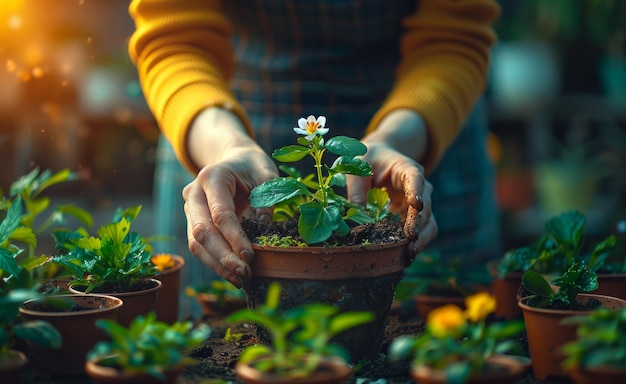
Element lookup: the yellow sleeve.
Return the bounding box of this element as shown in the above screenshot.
[366,0,500,173]
[128,0,253,174]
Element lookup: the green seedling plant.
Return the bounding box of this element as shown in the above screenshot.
[496,210,616,279]
[0,198,61,359]
[52,205,159,293]
[561,307,626,371]
[249,115,397,245]
[87,312,211,380]
[227,281,374,378]
[522,261,599,309]
[186,278,246,308]
[389,292,525,384]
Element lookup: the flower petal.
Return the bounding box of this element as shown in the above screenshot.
[317,115,326,128]
[294,127,308,135]
[298,118,308,130]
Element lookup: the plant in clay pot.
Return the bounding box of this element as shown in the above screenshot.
[186,278,246,318]
[518,262,626,380]
[561,307,626,384]
[0,198,62,380]
[398,251,489,320]
[389,292,529,384]
[85,311,211,384]
[242,115,412,363]
[227,281,373,384]
[52,205,162,326]
[150,253,185,324]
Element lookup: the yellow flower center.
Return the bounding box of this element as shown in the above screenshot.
[465,292,497,322]
[306,120,320,135]
[427,304,466,338]
[151,254,175,271]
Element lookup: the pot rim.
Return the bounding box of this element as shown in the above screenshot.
[518,293,626,316]
[19,293,123,317]
[235,355,352,384]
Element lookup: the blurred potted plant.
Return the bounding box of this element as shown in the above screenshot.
[389,292,529,384]
[85,312,211,384]
[227,282,373,384]
[150,253,185,324]
[52,205,162,326]
[243,115,411,363]
[186,278,246,318]
[562,307,626,383]
[519,262,626,380]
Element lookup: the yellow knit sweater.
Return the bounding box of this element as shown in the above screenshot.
[128,0,500,174]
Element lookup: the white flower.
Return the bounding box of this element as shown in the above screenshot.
[293,115,329,140]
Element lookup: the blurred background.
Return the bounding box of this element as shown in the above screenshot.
[0,0,624,258]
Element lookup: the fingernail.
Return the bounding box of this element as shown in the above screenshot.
[240,250,253,264]
[235,267,250,282]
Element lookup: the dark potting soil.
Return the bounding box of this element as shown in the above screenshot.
[241,217,406,246]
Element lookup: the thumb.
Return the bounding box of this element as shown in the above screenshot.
[346,175,372,206]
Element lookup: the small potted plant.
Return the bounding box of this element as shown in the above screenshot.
[52,205,162,326]
[227,281,373,384]
[561,307,626,383]
[0,197,62,380]
[518,262,626,380]
[243,115,412,363]
[400,251,488,319]
[84,311,211,384]
[150,253,185,324]
[389,292,529,384]
[185,278,246,318]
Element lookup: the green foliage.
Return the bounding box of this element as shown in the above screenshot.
[187,279,245,307]
[52,205,158,293]
[522,262,599,309]
[87,312,211,380]
[227,282,374,378]
[0,198,61,358]
[562,307,626,371]
[496,210,616,278]
[249,116,397,245]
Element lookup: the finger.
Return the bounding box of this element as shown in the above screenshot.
[185,202,251,288]
[346,174,372,206]
[412,214,438,255]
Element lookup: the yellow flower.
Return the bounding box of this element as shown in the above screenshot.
[293,115,329,140]
[151,254,175,271]
[465,292,497,322]
[427,304,466,338]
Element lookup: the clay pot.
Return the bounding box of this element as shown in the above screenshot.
[244,240,409,363]
[153,254,185,324]
[0,349,28,383]
[491,272,524,320]
[569,364,626,384]
[519,293,626,380]
[70,278,162,327]
[414,294,466,320]
[195,292,247,318]
[85,358,183,384]
[411,355,532,384]
[235,356,352,384]
[594,273,626,300]
[19,294,123,377]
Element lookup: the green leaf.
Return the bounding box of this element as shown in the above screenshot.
[57,204,94,227]
[330,156,372,177]
[250,178,309,208]
[325,136,367,156]
[522,270,555,298]
[328,312,374,336]
[298,202,340,244]
[272,145,310,162]
[0,196,23,244]
[0,248,20,277]
[33,168,77,197]
[14,320,62,349]
[367,188,390,212]
[9,226,37,248]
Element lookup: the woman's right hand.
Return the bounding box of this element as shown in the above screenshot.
[183,109,277,287]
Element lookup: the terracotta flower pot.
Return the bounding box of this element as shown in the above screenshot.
[594,273,626,300]
[19,294,123,377]
[235,356,352,384]
[85,358,183,384]
[244,240,409,363]
[491,272,524,320]
[153,254,185,324]
[195,292,247,318]
[569,364,626,384]
[413,294,466,320]
[410,355,532,384]
[519,293,626,380]
[70,278,162,327]
[0,349,28,383]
